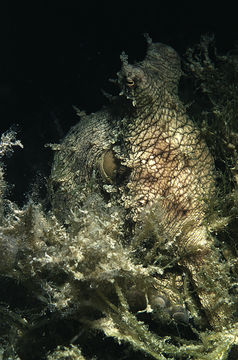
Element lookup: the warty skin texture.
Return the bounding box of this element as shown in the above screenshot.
[49,37,233,330]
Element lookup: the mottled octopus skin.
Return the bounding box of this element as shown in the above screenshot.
[50,39,232,329]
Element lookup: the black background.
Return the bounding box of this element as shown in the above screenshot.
[1,1,237,205]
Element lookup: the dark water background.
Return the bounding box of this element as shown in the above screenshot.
[0,1,237,205]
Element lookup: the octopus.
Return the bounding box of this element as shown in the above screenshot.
[49,36,233,330]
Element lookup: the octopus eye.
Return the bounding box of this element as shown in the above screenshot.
[126,77,135,87]
[98,149,128,183]
[99,150,117,182]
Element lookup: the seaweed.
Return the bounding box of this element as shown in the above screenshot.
[1,37,238,360]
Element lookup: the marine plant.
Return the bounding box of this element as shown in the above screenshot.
[0,35,238,360]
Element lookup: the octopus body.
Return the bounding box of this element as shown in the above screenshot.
[49,37,233,329]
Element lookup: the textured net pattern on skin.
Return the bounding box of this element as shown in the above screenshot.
[115,41,214,241]
[50,40,214,244]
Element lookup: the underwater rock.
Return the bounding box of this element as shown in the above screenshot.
[49,36,233,330]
